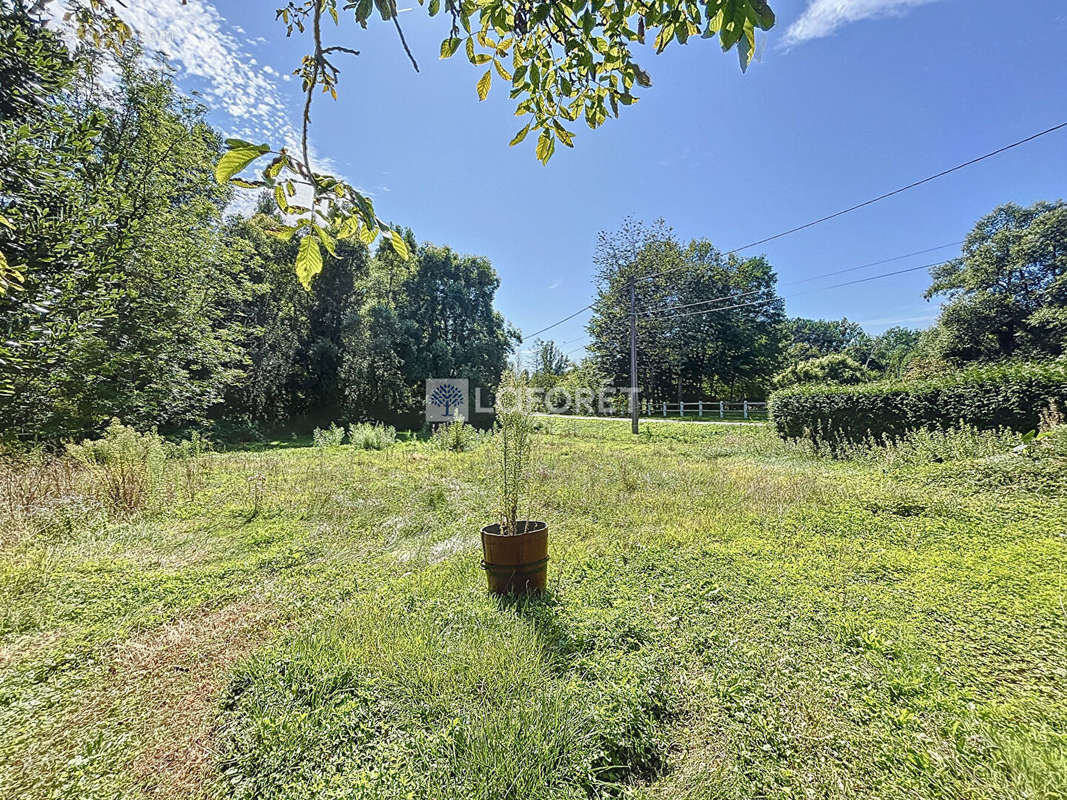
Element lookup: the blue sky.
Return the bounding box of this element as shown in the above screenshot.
[100,0,1067,356]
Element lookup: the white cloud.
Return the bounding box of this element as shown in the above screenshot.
[45,0,340,215]
[548,279,561,290]
[112,1,295,147]
[782,0,937,47]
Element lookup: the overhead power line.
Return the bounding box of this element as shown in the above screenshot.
[646,261,938,322]
[637,120,1067,282]
[639,240,961,316]
[565,340,590,356]
[523,302,595,340]
[522,118,1067,339]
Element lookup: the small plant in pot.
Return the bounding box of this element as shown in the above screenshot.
[480,370,548,595]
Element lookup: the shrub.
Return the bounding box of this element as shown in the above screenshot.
[65,418,167,515]
[769,358,1067,444]
[210,415,265,444]
[347,422,397,450]
[430,415,483,452]
[794,423,1024,466]
[773,353,870,389]
[312,423,345,449]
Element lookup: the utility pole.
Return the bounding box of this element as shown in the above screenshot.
[629,278,639,435]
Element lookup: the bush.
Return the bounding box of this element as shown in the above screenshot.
[773,353,870,389]
[65,418,167,515]
[210,415,265,445]
[347,422,397,450]
[312,423,345,449]
[430,415,484,452]
[769,358,1067,444]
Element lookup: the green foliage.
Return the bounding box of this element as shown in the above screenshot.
[64,418,166,515]
[773,353,871,388]
[783,316,867,365]
[494,370,535,533]
[769,358,1067,444]
[0,14,246,439]
[430,0,773,156]
[430,415,483,452]
[312,422,346,449]
[925,201,1067,363]
[530,338,570,378]
[340,242,518,423]
[346,421,396,450]
[589,218,785,404]
[207,0,775,280]
[850,325,925,377]
[793,422,1024,467]
[0,9,517,441]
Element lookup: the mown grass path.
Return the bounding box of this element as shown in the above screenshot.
[1,421,1064,799]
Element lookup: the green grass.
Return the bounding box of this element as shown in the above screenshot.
[1,421,1064,799]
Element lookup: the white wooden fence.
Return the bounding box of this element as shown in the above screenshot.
[640,400,768,420]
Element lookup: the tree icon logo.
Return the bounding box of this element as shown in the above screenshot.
[425,378,469,422]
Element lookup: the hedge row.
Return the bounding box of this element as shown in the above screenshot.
[768,359,1067,443]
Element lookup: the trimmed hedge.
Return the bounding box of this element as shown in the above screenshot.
[768,359,1067,443]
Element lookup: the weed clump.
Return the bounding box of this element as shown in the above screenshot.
[311,423,345,449]
[430,415,484,452]
[65,418,167,515]
[793,422,1023,466]
[347,422,397,450]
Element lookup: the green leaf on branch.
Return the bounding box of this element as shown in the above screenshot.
[536,129,555,164]
[313,224,338,257]
[509,125,530,146]
[440,37,460,58]
[264,153,288,179]
[263,225,296,242]
[337,215,361,240]
[477,68,492,100]
[215,144,269,184]
[384,229,410,259]
[358,224,378,245]
[295,234,323,289]
[273,184,289,213]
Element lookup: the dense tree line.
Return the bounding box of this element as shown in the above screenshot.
[0,9,515,441]
[586,219,786,403]
[543,203,1065,401]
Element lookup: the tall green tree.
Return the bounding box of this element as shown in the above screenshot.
[925,201,1067,363]
[0,11,248,438]
[782,317,867,365]
[340,241,517,421]
[530,339,571,378]
[588,219,784,403]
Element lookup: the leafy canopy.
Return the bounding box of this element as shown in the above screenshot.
[773,353,870,389]
[925,201,1067,363]
[208,0,776,284]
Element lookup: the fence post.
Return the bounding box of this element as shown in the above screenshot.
[680,401,685,417]
[698,401,703,417]
[662,402,667,417]
[719,400,724,419]
[743,400,749,420]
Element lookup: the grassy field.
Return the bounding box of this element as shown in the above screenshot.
[1,420,1064,799]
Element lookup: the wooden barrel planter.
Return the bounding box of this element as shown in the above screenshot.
[480,521,548,595]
